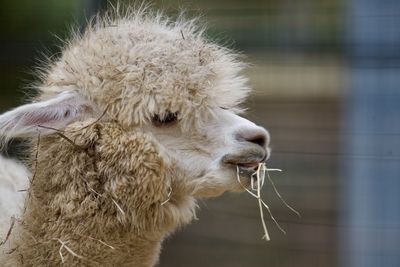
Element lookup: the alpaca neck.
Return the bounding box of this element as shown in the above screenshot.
[10,162,192,266]
[11,194,168,267]
[5,124,196,266]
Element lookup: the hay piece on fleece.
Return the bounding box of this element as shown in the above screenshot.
[112,199,126,216]
[76,234,115,250]
[53,238,84,263]
[0,216,16,246]
[161,185,172,206]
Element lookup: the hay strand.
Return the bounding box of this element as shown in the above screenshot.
[77,105,110,131]
[54,238,84,263]
[264,166,301,218]
[37,125,86,150]
[161,185,172,206]
[77,234,115,250]
[112,199,125,216]
[30,129,41,185]
[0,216,16,246]
[236,163,290,240]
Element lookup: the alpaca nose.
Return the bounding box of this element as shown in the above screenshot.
[236,126,269,149]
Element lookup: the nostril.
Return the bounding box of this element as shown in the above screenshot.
[247,135,266,148]
[235,127,269,149]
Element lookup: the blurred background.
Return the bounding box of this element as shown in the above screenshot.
[1,0,399,266]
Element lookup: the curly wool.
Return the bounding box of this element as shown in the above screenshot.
[2,121,196,266]
[40,8,249,129]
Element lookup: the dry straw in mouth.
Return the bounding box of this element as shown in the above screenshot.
[236,163,300,241]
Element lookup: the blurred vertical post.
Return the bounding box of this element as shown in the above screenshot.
[341,0,400,267]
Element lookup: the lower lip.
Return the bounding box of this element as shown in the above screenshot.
[237,162,260,170]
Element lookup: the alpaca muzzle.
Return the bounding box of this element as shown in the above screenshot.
[221,145,267,170]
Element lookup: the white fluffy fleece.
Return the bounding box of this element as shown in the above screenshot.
[38,7,249,130]
[0,156,29,238]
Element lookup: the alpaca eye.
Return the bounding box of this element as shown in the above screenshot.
[152,111,178,127]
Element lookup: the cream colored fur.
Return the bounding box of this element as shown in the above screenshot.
[0,156,29,239]
[0,7,270,266]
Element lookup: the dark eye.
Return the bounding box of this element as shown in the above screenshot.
[152,111,179,127]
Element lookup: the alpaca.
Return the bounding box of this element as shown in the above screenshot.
[0,8,270,266]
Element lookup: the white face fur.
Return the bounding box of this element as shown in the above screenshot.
[144,107,270,198]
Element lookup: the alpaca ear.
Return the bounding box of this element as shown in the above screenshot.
[0,91,92,143]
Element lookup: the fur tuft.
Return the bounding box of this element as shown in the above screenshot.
[34,5,249,130]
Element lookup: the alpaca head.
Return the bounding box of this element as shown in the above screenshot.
[0,10,270,199]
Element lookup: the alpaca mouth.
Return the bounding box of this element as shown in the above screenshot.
[221,148,267,169]
[227,154,267,186]
[234,161,266,190]
[237,162,260,170]
[236,161,264,177]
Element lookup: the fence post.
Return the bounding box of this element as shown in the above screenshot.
[341,1,400,267]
